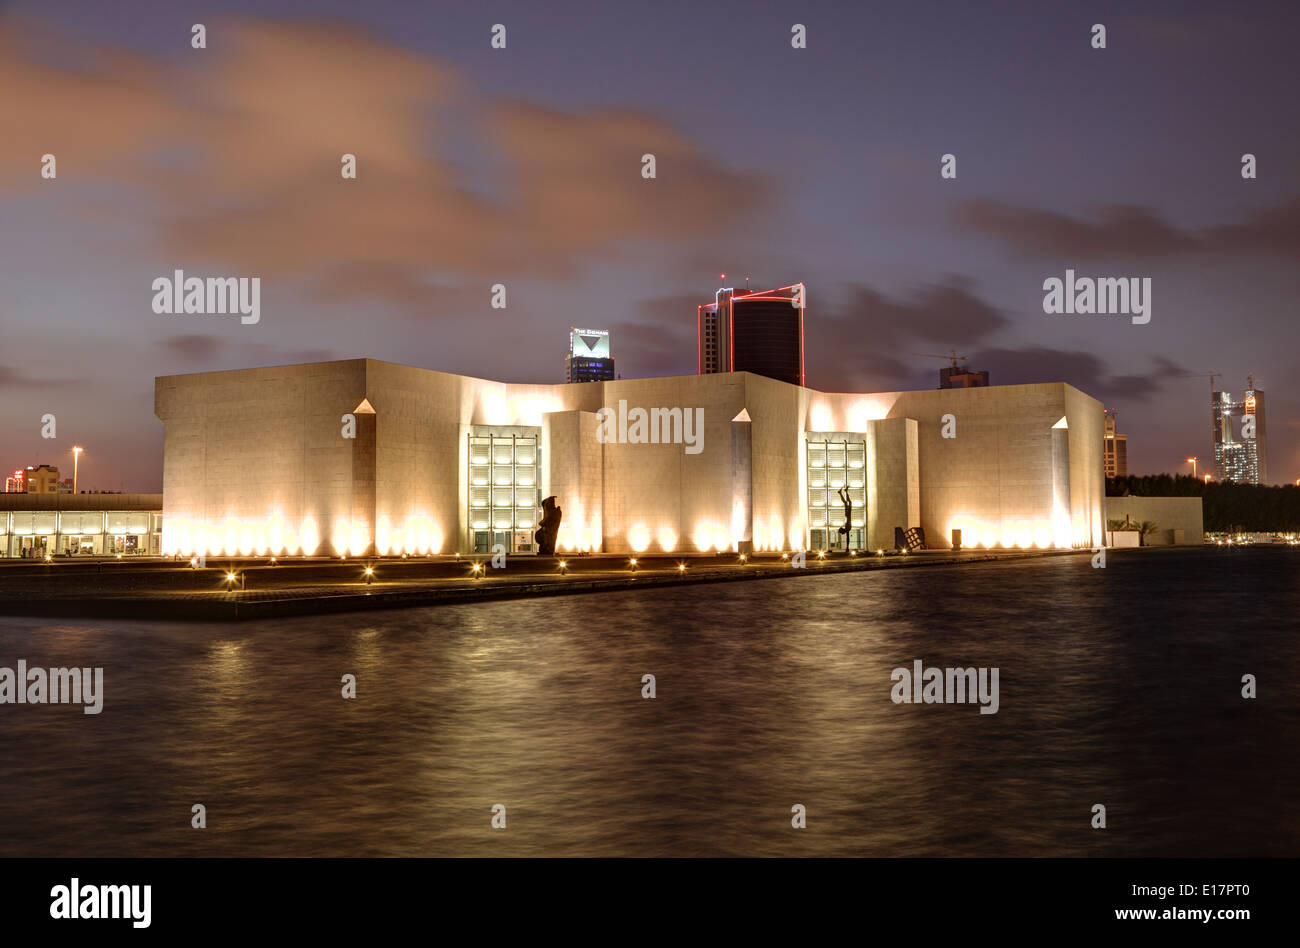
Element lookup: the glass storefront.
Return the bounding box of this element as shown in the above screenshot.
[807,434,866,551]
[0,508,162,558]
[468,428,541,554]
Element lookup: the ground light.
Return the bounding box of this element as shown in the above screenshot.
[781,553,789,562]
[44,553,52,563]
[876,549,884,556]
[559,560,568,575]
[115,553,123,560]
[269,556,277,566]
[738,553,747,565]
[817,550,826,560]
[471,561,483,578]
[190,556,199,569]
[225,571,239,590]
[629,558,638,572]
[363,566,374,585]
[677,562,687,573]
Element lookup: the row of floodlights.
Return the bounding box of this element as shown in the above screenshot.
[141,548,901,592]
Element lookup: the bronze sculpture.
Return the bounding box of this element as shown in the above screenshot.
[535,495,563,555]
[837,485,852,550]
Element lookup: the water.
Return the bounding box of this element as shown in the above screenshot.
[1,548,1296,856]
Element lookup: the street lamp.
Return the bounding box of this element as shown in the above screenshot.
[72,446,83,494]
[1186,457,1198,479]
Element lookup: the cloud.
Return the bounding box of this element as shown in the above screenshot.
[0,364,66,389]
[956,196,1300,261]
[967,347,1190,403]
[0,17,770,314]
[806,278,1009,391]
[608,295,705,378]
[157,335,224,361]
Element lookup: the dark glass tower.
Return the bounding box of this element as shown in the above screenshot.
[698,283,805,387]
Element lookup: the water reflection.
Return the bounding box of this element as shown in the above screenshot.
[0,548,1295,856]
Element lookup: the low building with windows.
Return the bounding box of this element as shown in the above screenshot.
[153,359,1106,557]
[0,493,162,558]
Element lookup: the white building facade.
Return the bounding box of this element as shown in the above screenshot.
[155,359,1106,557]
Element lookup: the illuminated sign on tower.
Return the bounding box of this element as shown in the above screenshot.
[565,328,615,383]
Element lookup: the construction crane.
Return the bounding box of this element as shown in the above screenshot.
[911,350,969,369]
[1173,371,1222,394]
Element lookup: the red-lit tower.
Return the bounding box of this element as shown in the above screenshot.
[698,279,805,387]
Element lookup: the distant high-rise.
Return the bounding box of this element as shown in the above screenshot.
[698,282,805,387]
[6,464,61,494]
[1212,377,1267,484]
[1103,410,1128,478]
[565,328,615,383]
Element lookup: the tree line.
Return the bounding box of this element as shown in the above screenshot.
[1107,474,1300,532]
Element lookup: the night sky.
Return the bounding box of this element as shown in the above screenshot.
[3,0,1297,490]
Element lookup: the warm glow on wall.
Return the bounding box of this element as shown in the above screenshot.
[627,523,651,553]
[300,517,320,555]
[556,500,600,552]
[348,521,369,556]
[657,527,677,551]
[1052,506,1073,549]
[394,514,441,555]
[809,403,834,432]
[730,499,746,549]
[847,399,888,432]
[692,522,714,552]
[480,387,509,426]
[268,512,285,554]
[376,516,393,555]
[948,513,1068,550]
[753,516,785,552]
[512,394,563,427]
[1033,523,1052,548]
[788,516,806,551]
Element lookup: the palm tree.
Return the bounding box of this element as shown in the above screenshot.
[1133,520,1159,547]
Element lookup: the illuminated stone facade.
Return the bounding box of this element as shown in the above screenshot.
[155,359,1105,556]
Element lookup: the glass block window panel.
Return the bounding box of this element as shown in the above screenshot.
[805,433,867,550]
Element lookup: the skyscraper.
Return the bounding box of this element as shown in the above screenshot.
[1103,410,1127,478]
[565,328,615,383]
[1212,377,1268,484]
[698,282,805,387]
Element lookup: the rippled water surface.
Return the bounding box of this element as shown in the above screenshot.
[1,548,1296,856]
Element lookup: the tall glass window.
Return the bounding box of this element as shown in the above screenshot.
[469,428,541,554]
[806,433,865,550]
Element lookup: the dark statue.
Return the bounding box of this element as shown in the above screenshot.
[837,485,852,550]
[535,495,563,555]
